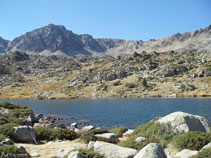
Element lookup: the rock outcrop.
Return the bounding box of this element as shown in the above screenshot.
[95,133,119,143]
[134,143,167,158]
[156,112,210,133]
[93,141,138,158]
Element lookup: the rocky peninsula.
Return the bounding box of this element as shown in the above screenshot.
[0,101,211,158]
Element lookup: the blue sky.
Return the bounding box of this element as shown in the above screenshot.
[0,0,210,41]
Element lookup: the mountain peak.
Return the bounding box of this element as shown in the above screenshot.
[1,24,211,56]
[44,23,67,31]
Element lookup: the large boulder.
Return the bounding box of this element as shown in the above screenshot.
[93,141,138,158]
[13,126,36,143]
[95,133,119,143]
[156,112,210,133]
[176,149,198,158]
[134,143,167,158]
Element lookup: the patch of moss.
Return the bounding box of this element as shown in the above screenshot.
[35,127,79,141]
[109,126,128,137]
[172,131,211,150]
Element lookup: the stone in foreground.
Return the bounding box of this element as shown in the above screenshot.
[135,136,147,143]
[134,143,167,158]
[57,149,72,158]
[176,149,198,158]
[123,129,134,137]
[80,125,94,133]
[201,142,211,151]
[156,111,210,133]
[13,126,36,143]
[88,141,95,150]
[95,133,119,143]
[68,151,86,158]
[94,141,138,158]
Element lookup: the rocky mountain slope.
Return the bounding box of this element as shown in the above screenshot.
[5,24,143,56]
[0,51,210,99]
[0,36,9,53]
[137,25,211,53]
[1,24,211,56]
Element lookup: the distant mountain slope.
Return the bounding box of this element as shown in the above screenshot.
[0,37,9,53]
[3,24,211,55]
[137,25,211,53]
[6,24,142,56]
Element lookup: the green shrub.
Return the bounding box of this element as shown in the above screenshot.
[125,83,136,88]
[109,126,128,137]
[0,145,22,155]
[113,80,121,86]
[133,121,175,141]
[119,121,176,150]
[75,149,105,158]
[172,131,211,150]
[119,135,160,150]
[0,123,18,138]
[35,127,79,141]
[55,128,79,140]
[80,129,108,143]
[190,148,211,158]
[98,84,108,91]
[0,116,25,125]
[0,101,33,118]
[0,116,9,125]
[0,134,7,142]
[142,78,148,88]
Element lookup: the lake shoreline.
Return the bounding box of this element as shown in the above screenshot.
[1,98,211,129]
[1,94,211,100]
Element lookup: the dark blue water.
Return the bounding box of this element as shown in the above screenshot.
[1,99,211,129]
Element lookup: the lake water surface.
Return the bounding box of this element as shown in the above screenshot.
[1,98,211,129]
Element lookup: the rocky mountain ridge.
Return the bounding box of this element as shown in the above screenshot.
[0,36,9,53]
[1,24,211,56]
